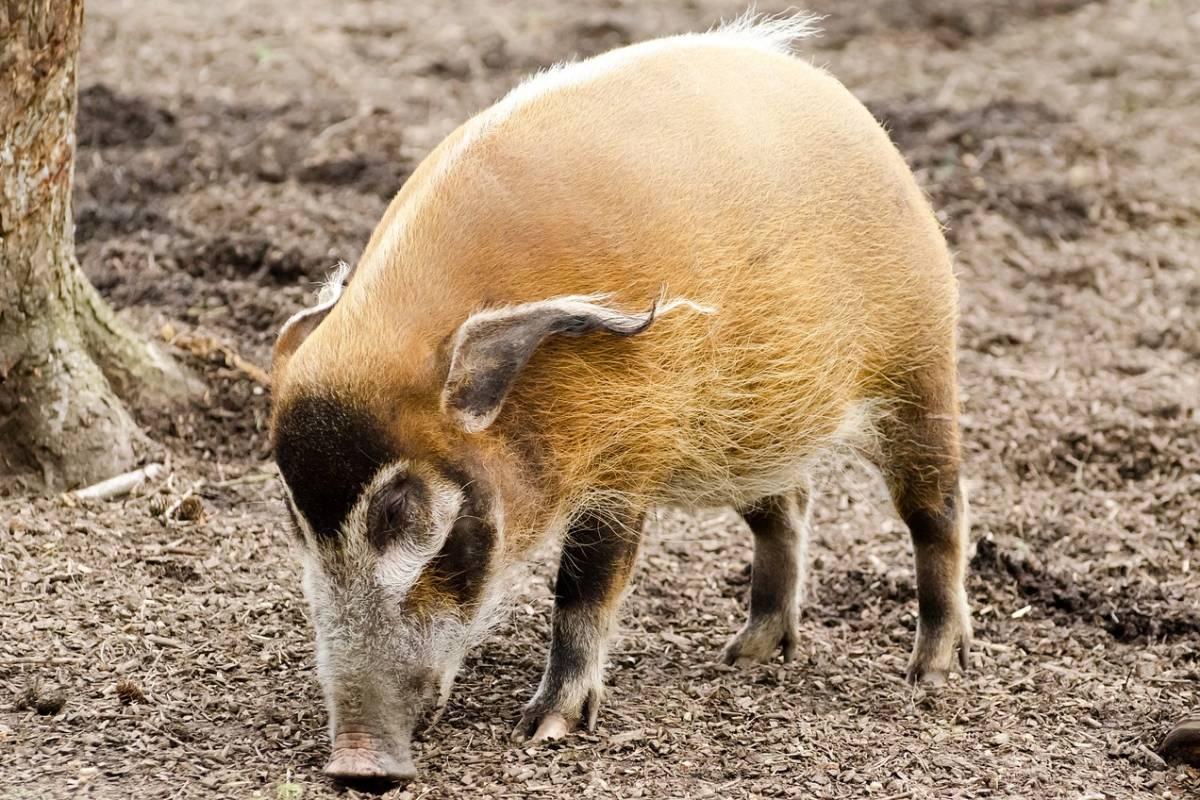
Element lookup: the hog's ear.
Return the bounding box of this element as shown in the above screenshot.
[440,295,660,434]
[272,262,352,376]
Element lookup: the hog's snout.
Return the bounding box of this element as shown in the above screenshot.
[324,730,417,786]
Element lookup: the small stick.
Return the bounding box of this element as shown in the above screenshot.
[0,656,83,666]
[146,635,186,650]
[227,351,270,386]
[72,463,164,501]
[211,471,277,489]
[160,547,203,557]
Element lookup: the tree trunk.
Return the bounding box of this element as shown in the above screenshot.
[0,0,198,491]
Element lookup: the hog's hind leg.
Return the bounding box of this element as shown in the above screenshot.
[898,477,971,684]
[874,394,972,685]
[514,508,642,743]
[722,482,811,666]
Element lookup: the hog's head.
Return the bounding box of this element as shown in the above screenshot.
[274,394,500,784]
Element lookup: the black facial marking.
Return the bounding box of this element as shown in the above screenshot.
[426,472,494,606]
[431,516,494,606]
[274,394,395,540]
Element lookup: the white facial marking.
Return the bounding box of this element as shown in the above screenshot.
[287,455,521,746]
[374,472,463,602]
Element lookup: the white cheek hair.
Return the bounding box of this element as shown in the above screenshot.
[300,552,337,727]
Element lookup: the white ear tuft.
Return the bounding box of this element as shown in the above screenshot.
[316,261,351,306]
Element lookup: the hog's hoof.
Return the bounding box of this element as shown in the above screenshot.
[512,710,580,744]
[721,615,797,666]
[906,613,972,686]
[523,712,572,742]
[512,687,601,744]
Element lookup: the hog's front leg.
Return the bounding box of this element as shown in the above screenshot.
[513,509,643,742]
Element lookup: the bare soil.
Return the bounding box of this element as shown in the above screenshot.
[2,0,1198,797]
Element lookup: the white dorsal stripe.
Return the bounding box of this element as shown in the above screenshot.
[446,11,820,186]
[462,11,821,158]
[374,11,820,263]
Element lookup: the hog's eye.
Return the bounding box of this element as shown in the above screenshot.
[381,487,410,531]
[366,476,427,552]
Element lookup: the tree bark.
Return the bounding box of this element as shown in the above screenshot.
[0,0,198,491]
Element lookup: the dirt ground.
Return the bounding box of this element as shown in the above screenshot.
[2,0,1199,797]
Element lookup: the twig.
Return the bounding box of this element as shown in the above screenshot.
[161,546,203,557]
[146,635,187,650]
[226,351,270,386]
[0,656,83,666]
[168,332,270,386]
[310,114,361,148]
[71,463,164,501]
[210,471,277,489]
[996,365,1059,383]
